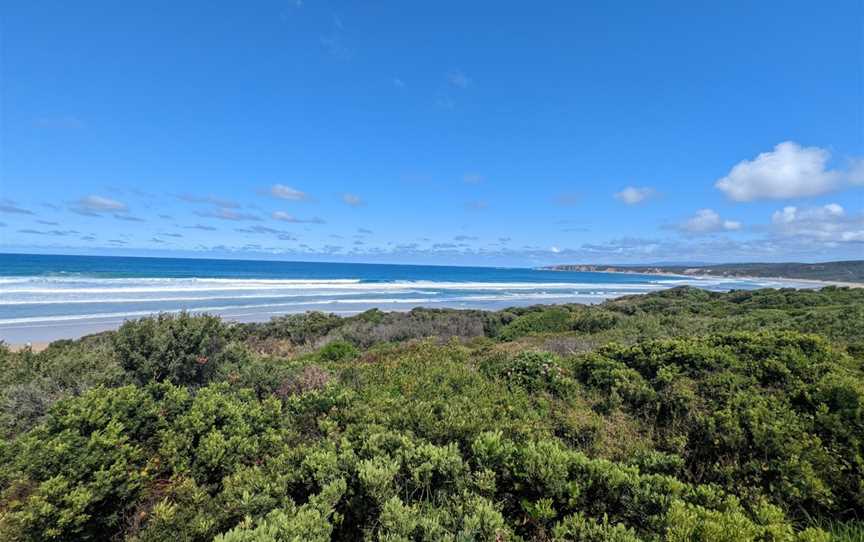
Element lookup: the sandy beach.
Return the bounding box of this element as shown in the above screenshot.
[3,275,851,352]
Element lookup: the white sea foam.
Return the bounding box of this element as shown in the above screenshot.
[0,292,613,326]
[0,274,818,338]
[0,277,664,297]
[0,289,437,305]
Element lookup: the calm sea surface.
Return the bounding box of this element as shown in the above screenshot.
[0,253,816,343]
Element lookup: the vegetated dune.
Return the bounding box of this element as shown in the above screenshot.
[547,260,864,284]
[1,286,862,540]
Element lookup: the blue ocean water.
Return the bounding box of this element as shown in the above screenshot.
[0,253,813,343]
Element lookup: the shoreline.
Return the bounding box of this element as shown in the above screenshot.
[543,267,864,288]
[662,273,863,289]
[3,278,852,351]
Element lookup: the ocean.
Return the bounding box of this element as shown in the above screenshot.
[0,253,816,343]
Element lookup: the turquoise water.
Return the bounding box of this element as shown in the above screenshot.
[0,253,814,343]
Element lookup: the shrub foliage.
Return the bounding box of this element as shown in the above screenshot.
[1,286,863,540]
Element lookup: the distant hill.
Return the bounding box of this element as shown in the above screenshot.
[545,260,864,283]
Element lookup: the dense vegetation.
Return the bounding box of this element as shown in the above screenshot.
[547,261,864,283]
[1,286,863,541]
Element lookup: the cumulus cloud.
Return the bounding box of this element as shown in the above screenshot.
[270,184,308,201]
[676,209,742,234]
[342,193,364,207]
[72,195,128,215]
[614,186,655,205]
[272,211,325,224]
[195,208,260,221]
[0,199,35,215]
[771,203,864,242]
[714,141,860,201]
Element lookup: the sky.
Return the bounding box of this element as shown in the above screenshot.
[1,0,862,266]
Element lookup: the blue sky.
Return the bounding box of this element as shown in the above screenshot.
[1,0,862,266]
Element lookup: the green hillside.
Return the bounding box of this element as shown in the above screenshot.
[547,261,864,283]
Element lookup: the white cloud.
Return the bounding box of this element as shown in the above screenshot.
[678,209,741,234]
[342,193,364,207]
[770,203,864,242]
[614,186,655,205]
[715,141,849,201]
[272,211,325,224]
[270,184,308,201]
[71,195,128,216]
[80,195,127,211]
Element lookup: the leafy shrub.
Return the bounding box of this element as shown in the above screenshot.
[572,309,620,333]
[499,351,574,396]
[113,312,236,386]
[498,308,573,340]
[246,311,343,344]
[317,340,358,362]
[1,287,861,540]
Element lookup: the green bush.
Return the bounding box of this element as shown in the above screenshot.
[499,351,574,396]
[317,340,358,362]
[2,287,861,540]
[113,312,236,386]
[498,308,573,340]
[246,311,343,344]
